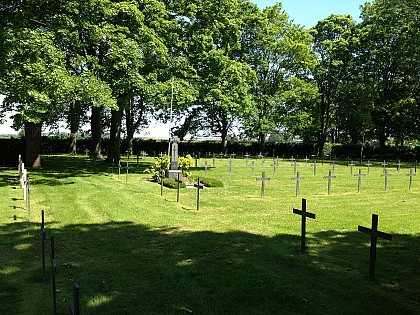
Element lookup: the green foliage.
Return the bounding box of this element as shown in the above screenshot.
[144,154,170,181]
[191,176,224,188]
[178,154,194,177]
[322,142,333,157]
[162,177,186,189]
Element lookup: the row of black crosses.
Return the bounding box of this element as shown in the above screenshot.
[158,171,204,211]
[40,210,80,315]
[111,159,130,182]
[293,199,392,281]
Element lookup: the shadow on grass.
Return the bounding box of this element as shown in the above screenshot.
[23,155,152,186]
[1,221,419,315]
[0,172,20,188]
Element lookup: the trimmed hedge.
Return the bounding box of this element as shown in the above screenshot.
[192,176,224,188]
[1,136,420,166]
[162,177,186,189]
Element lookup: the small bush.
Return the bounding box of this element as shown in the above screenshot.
[144,155,170,181]
[179,154,194,177]
[192,176,224,188]
[162,178,186,189]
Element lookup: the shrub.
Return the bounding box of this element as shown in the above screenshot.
[162,178,186,189]
[144,155,170,181]
[179,154,194,177]
[191,176,224,188]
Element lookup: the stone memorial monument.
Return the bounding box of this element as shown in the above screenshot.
[168,136,180,178]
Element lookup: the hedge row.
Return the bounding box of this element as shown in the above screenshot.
[1,137,419,166]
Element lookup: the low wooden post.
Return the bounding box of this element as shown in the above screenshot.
[41,210,46,282]
[358,214,392,280]
[194,177,204,211]
[69,283,80,315]
[293,198,316,253]
[51,235,57,315]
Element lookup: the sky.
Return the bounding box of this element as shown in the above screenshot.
[0,1,368,136]
[254,0,367,27]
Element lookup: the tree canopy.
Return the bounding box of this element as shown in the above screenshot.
[1,0,419,159]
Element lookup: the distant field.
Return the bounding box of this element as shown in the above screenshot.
[1,155,419,314]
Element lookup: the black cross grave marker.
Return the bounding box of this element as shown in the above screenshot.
[304,156,309,165]
[41,210,46,282]
[177,173,181,202]
[323,170,336,195]
[330,161,337,174]
[125,162,129,183]
[194,177,204,211]
[293,198,316,253]
[293,161,298,176]
[51,235,57,315]
[313,161,317,176]
[291,171,305,197]
[260,155,265,167]
[244,154,250,167]
[396,160,403,173]
[406,168,416,190]
[365,160,372,174]
[203,161,209,176]
[256,171,271,198]
[226,159,234,176]
[381,160,388,172]
[349,160,356,174]
[26,178,31,221]
[381,169,392,190]
[358,214,392,280]
[354,168,366,193]
[168,170,182,201]
[271,160,278,176]
[69,283,80,315]
[118,160,121,180]
[290,156,295,165]
[251,160,255,176]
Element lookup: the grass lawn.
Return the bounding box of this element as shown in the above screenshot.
[1,154,419,314]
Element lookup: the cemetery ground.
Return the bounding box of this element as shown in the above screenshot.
[0,155,419,314]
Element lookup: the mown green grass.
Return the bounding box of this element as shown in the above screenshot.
[0,155,419,314]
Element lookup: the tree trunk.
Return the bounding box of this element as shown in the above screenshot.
[68,100,82,155]
[220,115,229,154]
[90,106,103,160]
[69,132,78,155]
[379,132,387,154]
[107,98,125,163]
[258,132,266,155]
[25,122,42,168]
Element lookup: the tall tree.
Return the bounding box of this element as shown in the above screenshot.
[171,0,255,151]
[240,4,315,152]
[359,0,420,149]
[311,14,359,155]
[0,27,73,167]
